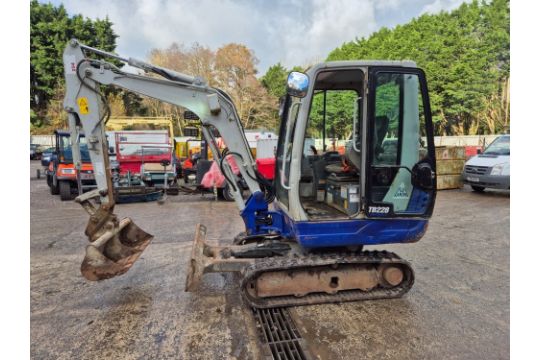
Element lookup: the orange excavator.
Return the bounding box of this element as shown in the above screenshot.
[46,130,96,201]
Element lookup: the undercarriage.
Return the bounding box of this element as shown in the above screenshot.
[186,224,414,308]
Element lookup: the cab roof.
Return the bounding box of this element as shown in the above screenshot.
[306,61,419,91]
[308,60,417,73]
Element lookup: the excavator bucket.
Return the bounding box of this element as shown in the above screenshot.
[76,191,153,281]
[81,218,153,280]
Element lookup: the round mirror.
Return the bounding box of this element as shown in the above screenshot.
[286,71,309,98]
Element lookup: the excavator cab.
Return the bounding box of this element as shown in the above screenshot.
[274,65,436,248]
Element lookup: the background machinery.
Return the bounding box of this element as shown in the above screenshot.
[63,40,436,308]
[112,130,177,203]
[46,130,96,201]
[174,119,244,201]
[106,116,178,202]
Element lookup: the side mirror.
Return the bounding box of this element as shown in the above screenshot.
[412,162,435,190]
[476,148,482,154]
[286,71,309,98]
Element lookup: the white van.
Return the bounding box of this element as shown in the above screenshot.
[462,135,510,192]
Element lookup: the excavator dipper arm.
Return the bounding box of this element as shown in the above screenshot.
[64,39,259,208]
[63,39,263,280]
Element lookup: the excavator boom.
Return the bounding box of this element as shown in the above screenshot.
[63,39,264,280]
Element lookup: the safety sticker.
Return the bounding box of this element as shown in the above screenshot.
[65,55,76,74]
[394,182,409,199]
[77,97,90,115]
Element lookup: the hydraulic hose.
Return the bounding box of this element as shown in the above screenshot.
[75,59,111,125]
[220,148,275,204]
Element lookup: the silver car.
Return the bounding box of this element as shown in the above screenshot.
[462,135,510,192]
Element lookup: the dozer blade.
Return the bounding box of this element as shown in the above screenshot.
[185,224,255,292]
[76,190,153,281]
[185,224,208,292]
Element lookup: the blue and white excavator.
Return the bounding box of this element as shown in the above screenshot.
[63,40,437,308]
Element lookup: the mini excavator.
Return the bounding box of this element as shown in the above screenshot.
[63,40,436,308]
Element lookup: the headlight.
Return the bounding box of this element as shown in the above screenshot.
[490,163,505,175]
[61,168,75,174]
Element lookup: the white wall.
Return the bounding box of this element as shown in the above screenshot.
[30,135,55,147]
[431,135,502,147]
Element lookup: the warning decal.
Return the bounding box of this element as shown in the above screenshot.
[393,182,409,199]
[64,55,76,74]
[77,97,90,115]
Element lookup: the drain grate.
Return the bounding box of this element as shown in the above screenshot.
[253,307,311,360]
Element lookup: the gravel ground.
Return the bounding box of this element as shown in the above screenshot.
[30,161,509,359]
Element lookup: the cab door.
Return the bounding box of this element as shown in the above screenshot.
[365,68,436,218]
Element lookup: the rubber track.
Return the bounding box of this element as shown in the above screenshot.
[241,250,414,309]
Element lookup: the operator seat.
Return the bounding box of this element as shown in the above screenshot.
[345,139,361,172]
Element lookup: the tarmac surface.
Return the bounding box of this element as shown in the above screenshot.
[30,161,510,359]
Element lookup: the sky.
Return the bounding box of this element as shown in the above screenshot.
[43,0,470,74]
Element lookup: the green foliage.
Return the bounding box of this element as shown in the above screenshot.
[261,63,308,99]
[375,82,400,135]
[260,63,307,131]
[122,92,148,117]
[327,0,509,135]
[30,0,118,127]
[30,109,40,127]
[307,90,357,139]
[261,63,288,98]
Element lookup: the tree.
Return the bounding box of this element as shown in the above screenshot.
[261,63,288,98]
[149,42,217,86]
[146,43,217,133]
[148,42,279,131]
[215,43,266,129]
[326,0,510,135]
[30,0,118,129]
